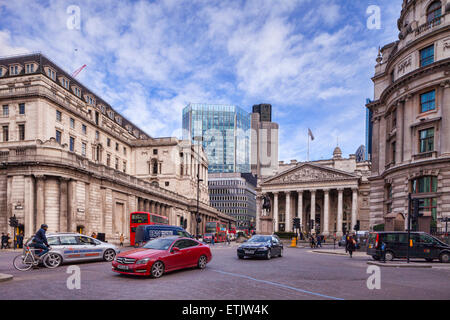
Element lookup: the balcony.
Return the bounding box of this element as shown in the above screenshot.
[415,16,442,36]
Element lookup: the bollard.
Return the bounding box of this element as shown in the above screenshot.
[290,237,297,247]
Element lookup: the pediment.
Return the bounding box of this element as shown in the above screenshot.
[262,163,358,185]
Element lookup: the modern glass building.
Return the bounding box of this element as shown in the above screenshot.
[182,103,251,173]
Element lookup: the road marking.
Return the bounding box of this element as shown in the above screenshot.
[211,269,344,300]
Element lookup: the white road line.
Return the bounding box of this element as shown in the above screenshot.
[211,269,344,300]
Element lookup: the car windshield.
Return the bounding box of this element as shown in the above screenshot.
[248,235,271,243]
[143,237,175,250]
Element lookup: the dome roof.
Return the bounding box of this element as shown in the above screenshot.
[333,146,342,158]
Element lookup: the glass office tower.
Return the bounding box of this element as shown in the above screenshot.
[182,103,251,173]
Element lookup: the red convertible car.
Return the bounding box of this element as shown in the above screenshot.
[112,236,212,278]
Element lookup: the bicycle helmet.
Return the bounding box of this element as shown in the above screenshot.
[41,224,48,229]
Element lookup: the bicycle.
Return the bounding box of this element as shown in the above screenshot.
[13,244,59,271]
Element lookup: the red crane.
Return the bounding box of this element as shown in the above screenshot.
[71,64,87,78]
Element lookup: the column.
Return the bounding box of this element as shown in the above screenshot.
[59,178,69,232]
[67,180,77,232]
[24,176,35,238]
[273,192,279,232]
[285,191,291,232]
[150,201,155,213]
[297,191,303,230]
[256,195,262,234]
[323,189,330,236]
[337,188,344,236]
[144,200,149,212]
[35,175,45,229]
[351,188,358,232]
[310,190,316,233]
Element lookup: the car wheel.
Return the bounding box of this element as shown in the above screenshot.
[265,249,272,260]
[439,252,450,263]
[278,248,283,257]
[44,253,62,268]
[372,255,380,261]
[198,255,207,269]
[103,249,116,262]
[384,250,394,261]
[151,261,165,278]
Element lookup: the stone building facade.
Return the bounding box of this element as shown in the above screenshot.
[0,53,234,243]
[256,148,371,237]
[366,0,450,233]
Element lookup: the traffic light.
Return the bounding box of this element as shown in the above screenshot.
[196,217,202,224]
[293,218,300,228]
[354,221,360,231]
[411,198,421,222]
[9,215,18,228]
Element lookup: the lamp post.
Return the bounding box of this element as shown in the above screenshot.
[194,135,204,239]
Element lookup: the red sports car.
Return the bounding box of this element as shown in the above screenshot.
[112,236,212,278]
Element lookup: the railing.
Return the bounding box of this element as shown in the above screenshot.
[416,16,442,35]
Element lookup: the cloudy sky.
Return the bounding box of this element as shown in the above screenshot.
[0,0,402,162]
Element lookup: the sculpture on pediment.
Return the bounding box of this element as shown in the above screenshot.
[276,167,342,183]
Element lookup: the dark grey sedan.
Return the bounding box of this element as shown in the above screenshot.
[237,235,283,260]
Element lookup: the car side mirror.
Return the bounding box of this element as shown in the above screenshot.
[171,247,180,253]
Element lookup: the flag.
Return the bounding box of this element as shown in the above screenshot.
[308,128,315,141]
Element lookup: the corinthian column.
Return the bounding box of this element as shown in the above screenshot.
[351,188,358,232]
[285,191,291,232]
[323,189,330,236]
[256,195,262,234]
[337,188,344,236]
[273,193,279,233]
[310,190,316,233]
[35,175,46,229]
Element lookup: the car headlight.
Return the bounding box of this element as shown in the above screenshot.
[136,258,151,265]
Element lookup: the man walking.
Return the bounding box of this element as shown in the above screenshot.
[347,235,356,258]
[1,233,6,249]
[380,241,386,263]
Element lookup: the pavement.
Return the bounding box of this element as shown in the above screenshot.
[0,243,449,300]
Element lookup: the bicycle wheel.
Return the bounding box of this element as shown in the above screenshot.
[13,253,34,271]
[43,253,62,269]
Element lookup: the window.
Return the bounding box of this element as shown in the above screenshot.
[165,181,169,187]
[123,147,127,156]
[116,142,119,151]
[420,90,436,113]
[74,87,81,97]
[26,64,34,74]
[153,149,158,155]
[115,158,119,170]
[47,237,60,246]
[95,131,99,140]
[391,141,396,164]
[107,138,111,147]
[420,45,434,67]
[19,103,25,115]
[2,105,8,117]
[62,78,69,89]
[55,130,62,144]
[107,154,111,167]
[427,1,442,23]
[419,128,434,153]
[2,126,8,142]
[123,161,127,173]
[82,124,87,135]
[10,65,19,75]
[18,124,25,141]
[59,236,78,245]
[56,110,62,122]
[47,68,56,80]
[81,142,86,157]
[95,111,99,125]
[69,137,75,152]
[70,118,75,129]
[152,160,158,175]
[412,176,438,194]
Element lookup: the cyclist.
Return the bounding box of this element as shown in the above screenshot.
[31,224,51,259]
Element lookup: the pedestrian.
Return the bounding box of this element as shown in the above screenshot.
[119,233,124,247]
[310,235,316,248]
[347,235,356,258]
[6,233,11,249]
[380,241,386,263]
[17,232,24,249]
[226,233,231,246]
[316,234,322,248]
[91,232,97,239]
[1,233,6,249]
[344,234,349,253]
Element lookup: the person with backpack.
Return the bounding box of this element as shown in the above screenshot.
[381,241,387,263]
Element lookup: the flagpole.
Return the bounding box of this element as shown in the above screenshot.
[307,133,310,162]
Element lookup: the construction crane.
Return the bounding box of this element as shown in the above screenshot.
[71,64,87,78]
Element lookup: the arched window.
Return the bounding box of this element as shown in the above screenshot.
[427,1,442,23]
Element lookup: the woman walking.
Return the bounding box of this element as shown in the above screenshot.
[347,235,356,258]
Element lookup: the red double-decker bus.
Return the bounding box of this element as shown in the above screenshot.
[130,212,169,246]
[204,221,227,242]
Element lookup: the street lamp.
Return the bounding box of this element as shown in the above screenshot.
[193,135,204,239]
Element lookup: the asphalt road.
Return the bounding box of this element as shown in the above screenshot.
[0,244,449,300]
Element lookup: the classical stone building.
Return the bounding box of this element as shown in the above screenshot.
[366,0,450,234]
[256,148,371,237]
[0,53,234,243]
